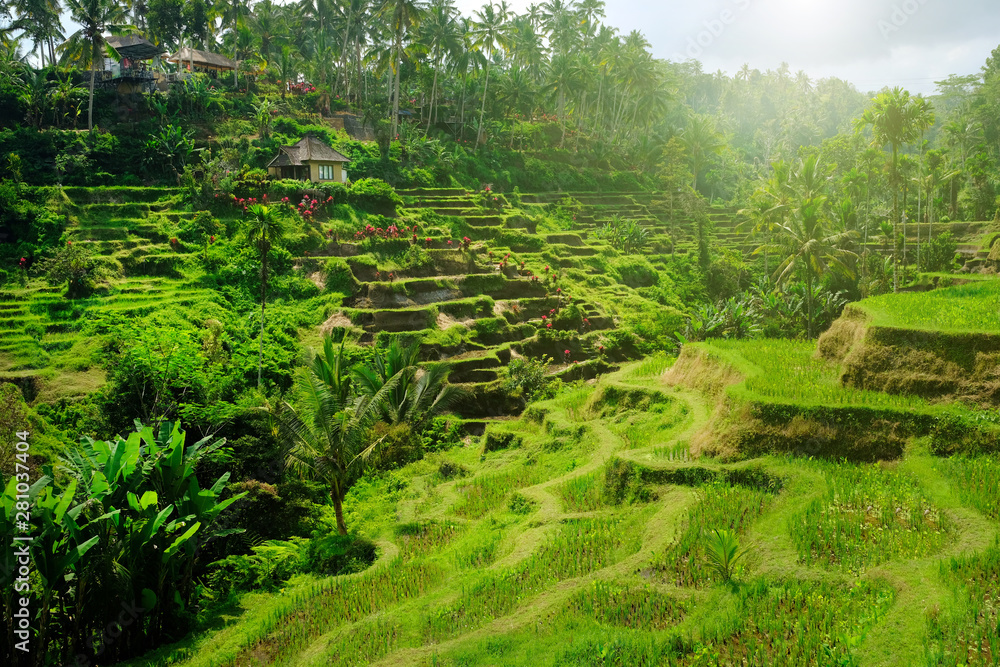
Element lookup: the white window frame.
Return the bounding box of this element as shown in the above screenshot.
[318,164,334,180]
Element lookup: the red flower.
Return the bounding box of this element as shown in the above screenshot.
[564,350,570,356]
[210,235,215,243]
[67,240,72,246]
[546,323,553,328]
[541,315,547,320]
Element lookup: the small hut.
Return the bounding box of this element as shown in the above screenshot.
[267,136,351,183]
[166,47,237,79]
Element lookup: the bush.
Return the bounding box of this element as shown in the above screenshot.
[348,178,402,215]
[611,256,659,288]
[500,355,555,402]
[304,533,378,576]
[482,430,523,453]
[421,416,463,452]
[603,458,653,505]
[437,460,469,479]
[323,257,356,293]
[207,539,306,599]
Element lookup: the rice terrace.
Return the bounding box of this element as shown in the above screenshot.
[3,1,1000,665]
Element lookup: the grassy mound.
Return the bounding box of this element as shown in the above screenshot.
[819,280,1000,404]
[667,337,1000,460]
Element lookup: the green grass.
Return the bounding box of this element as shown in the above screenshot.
[705,339,934,411]
[940,456,1000,520]
[856,279,1000,333]
[925,544,1000,666]
[556,469,605,512]
[655,482,773,588]
[683,579,895,666]
[790,461,950,573]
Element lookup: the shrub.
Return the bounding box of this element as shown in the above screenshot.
[323,257,356,293]
[41,242,113,297]
[482,431,523,453]
[500,355,554,402]
[596,216,649,254]
[603,458,653,505]
[348,178,402,215]
[438,460,469,479]
[303,533,378,576]
[421,416,464,452]
[611,256,658,288]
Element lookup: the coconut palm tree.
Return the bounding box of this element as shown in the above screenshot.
[61,0,132,131]
[470,1,506,145]
[244,204,283,388]
[11,0,63,67]
[418,0,460,133]
[854,87,924,292]
[765,155,857,338]
[280,333,404,535]
[352,339,466,428]
[680,113,725,192]
[383,0,426,138]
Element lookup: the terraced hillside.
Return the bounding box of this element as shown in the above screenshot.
[123,329,1000,667]
[0,186,722,412]
[4,185,991,414]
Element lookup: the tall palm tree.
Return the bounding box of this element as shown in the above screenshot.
[280,333,404,535]
[470,1,505,145]
[418,0,459,133]
[764,155,857,338]
[244,204,283,388]
[680,113,725,191]
[542,52,578,147]
[11,0,63,67]
[61,0,132,131]
[383,0,425,138]
[854,87,923,292]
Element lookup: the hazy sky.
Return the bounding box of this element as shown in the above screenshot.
[454,0,1000,95]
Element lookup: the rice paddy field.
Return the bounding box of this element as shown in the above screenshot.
[855,280,1000,333]
[12,187,1000,666]
[120,342,1000,667]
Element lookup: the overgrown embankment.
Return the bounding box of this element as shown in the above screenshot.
[667,334,1000,461]
[818,281,1000,405]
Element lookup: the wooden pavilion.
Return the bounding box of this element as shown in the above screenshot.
[99,35,163,94]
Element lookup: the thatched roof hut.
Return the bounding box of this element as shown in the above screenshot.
[166,47,237,72]
[267,136,351,183]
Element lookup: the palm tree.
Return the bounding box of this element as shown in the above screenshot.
[11,0,63,67]
[470,1,505,145]
[383,0,426,138]
[352,339,466,428]
[542,52,579,147]
[854,87,923,292]
[244,204,283,388]
[418,0,459,133]
[680,113,725,191]
[763,155,857,338]
[61,0,131,131]
[280,333,403,534]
